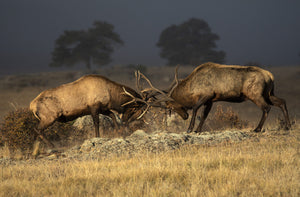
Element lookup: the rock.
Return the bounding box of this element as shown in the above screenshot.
[73,114,121,131]
[47,154,58,160]
[130,129,148,137]
[127,130,149,142]
[50,130,252,160]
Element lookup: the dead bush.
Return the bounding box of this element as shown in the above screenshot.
[273,115,296,131]
[0,108,86,153]
[0,108,38,151]
[205,105,249,131]
[101,126,137,139]
[142,107,170,132]
[142,105,249,133]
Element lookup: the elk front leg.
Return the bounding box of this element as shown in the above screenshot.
[33,128,55,148]
[187,96,211,133]
[187,107,199,133]
[195,101,212,133]
[104,110,121,129]
[91,108,100,137]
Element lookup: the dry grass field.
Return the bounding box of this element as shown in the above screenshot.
[0,65,299,196]
[1,128,299,196]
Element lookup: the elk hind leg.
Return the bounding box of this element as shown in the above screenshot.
[253,97,271,132]
[269,95,291,130]
[91,108,100,137]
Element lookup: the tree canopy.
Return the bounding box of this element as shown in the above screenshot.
[157,18,226,66]
[49,21,123,69]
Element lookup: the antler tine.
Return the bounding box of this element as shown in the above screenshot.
[122,87,151,120]
[135,69,150,100]
[137,71,168,97]
[135,70,141,91]
[136,105,150,120]
[121,87,148,107]
[167,65,179,97]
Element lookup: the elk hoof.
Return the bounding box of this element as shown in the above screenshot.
[187,129,192,133]
[253,128,265,133]
[285,125,291,130]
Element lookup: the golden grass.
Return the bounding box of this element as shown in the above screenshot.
[1,128,299,197]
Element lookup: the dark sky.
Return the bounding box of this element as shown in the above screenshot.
[0,0,299,75]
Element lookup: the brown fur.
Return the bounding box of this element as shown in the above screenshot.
[30,74,145,141]
[167,62,291,133]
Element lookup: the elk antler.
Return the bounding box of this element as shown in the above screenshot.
[123,67,181,120]
[121,87,150,119]
[135,66,180,103]
[167,65,179,97]
[136,71,167,97]
[134,70,154,100]
[121,87,148,107]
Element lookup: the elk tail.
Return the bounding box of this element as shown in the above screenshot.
[264,79,275,105]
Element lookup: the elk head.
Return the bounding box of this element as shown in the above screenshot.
[121,86,150,124]
[132,67,188,120]
[165,101,189,120]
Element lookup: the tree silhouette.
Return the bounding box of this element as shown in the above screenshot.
[50,21,123,69]
[157,18,226,66]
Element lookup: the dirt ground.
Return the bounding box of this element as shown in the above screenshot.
[0,65,299,127]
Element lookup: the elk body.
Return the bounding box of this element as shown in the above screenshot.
[159,62,291,133]
[30,74,146,146]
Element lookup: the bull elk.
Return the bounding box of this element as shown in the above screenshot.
[30,74,150,147]
[138,62,291,133]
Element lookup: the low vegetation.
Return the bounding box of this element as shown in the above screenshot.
[0,127,299,196]
[0,99,298,197]
[0,108,86,156]
[0,105,248,155]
